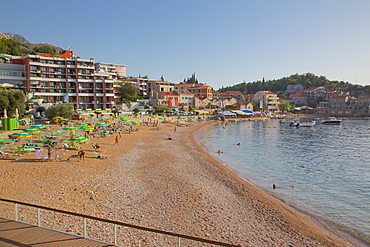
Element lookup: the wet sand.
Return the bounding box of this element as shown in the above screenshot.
[0,120,355,246]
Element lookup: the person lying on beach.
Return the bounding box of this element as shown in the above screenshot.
[167,135,173,140]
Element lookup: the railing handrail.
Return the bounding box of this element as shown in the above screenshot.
[0,198,238,247]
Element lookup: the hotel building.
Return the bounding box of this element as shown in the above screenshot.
[0,51,126,110]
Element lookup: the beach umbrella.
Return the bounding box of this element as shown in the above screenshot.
[151,116,157,118]
[104,120,114,123]
[53,116,62,120]
[24,128,41,134]
[133,116,140,119]
[11,132,32,138]
[80,126,94,131]
[96,122,108,126]
[31,124,46,129]
[75,122,87,126]
[68,136,89,143]
[63,127,77,131]
[131,121,139,125]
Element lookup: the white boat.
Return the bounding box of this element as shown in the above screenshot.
[289,119,316,127]
[321,117,341,125]
[298,121,316,127]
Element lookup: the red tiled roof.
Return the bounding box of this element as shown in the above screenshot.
[358,95,370,98]
[290,94,306,97]
[331,95,348,99]
[174,83,194,87]
[36,50,74,58]
[173,90,193,95]
[226,91,243,95]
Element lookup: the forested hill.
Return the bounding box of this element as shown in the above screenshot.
[0,33,65,56]
[218,73,370,96]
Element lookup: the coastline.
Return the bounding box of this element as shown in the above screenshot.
[0,120,354,246]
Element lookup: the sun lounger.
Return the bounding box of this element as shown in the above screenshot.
[13,147,35,152]
[41,155,59,162]
[0,138,17,143]
[93,151,110,159]
[0,151,19,160]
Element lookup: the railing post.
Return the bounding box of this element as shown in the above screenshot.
[37,208,41,226]
[14,203,18,221]
[114,224,117,245]
[83,217,87,238]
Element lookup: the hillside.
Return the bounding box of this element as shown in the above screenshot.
[219,73,370,96]
[0,32,65,56]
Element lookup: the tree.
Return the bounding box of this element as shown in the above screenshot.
[111,109,120,117]
[278,100,293,112]
[36,106,46,117]
[132,108,140,115]
[0,90,26,117]
[160,75,165,81]
[45,103,74,119]
[183,73,198,84]
[117,82,139,102]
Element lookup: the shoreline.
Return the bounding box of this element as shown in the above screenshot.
[0,119,358,246]
[195,121,368,247]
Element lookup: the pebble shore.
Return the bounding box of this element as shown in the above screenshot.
[0,119,353,246]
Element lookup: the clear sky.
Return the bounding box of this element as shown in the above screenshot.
[1,0,370,89]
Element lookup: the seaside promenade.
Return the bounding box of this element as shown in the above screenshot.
[0,116,350,246]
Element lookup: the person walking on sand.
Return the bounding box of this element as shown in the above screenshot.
[78,149,86,161]
[114,135,119,145]
[174,126,176,133]
[47,146,52,162]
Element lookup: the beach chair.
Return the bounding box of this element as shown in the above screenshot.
[0,137,17,143]
[41,155,60,162]
[0,151,19,160]
[93,151,110,159]
[13,147,35,153]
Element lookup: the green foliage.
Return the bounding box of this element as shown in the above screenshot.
[117,81,139,102]
[45,103,74,119]
[33,45,56,55]
[111,109,120,117]
[0,38,62,56]
[36,106,46,113]
[278,101,293,112]
[153,105,169,113]
[0,39,32,56]
[132,108,140,114]
[0,90,26,117]
[219,73,351,94]
[182,73,198,84]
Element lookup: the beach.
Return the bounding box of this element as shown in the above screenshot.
[0,119,353,246]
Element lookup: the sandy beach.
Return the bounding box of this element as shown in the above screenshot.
[0,118,355,246]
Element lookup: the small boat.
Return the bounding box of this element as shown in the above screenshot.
[321,117,341,125]
[289,120,316,127]
[298,121,316,127]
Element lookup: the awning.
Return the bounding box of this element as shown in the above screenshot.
[231,110,248,115]
[242,110,254,114]
[219,111,236,116]
[194,110,209,115]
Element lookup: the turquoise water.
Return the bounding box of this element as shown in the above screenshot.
[195,119,370,244]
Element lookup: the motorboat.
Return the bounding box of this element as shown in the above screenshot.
[298,121,316,127]
[289,120,316,127]
[321,117,341,125]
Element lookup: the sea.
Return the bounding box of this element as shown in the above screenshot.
[195,118,370,245]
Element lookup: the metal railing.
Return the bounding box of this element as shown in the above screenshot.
[0,198,237,247]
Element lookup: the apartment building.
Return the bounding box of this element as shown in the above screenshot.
[147,80,173,96]
[254,91,279,112]
[7,51,117,110]
[188,83,212,99]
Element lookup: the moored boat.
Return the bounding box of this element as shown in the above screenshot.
[321,117,341,125]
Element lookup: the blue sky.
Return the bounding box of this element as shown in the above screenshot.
[1,0,370,89]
